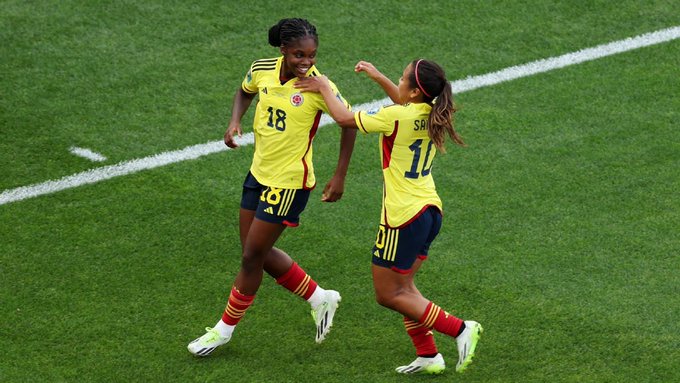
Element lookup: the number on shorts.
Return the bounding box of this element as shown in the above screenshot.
[260,187,282,205]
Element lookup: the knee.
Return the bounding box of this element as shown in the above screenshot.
[241,249,267,274]
[374,287,404,310]
[374,292,391,309]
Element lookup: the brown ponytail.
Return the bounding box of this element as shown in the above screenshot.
[410,59,465,152]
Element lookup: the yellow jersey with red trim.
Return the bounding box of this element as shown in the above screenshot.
[241,56,350,189]
[354,103,442,228]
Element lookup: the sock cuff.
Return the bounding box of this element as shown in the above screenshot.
[222,287,255,326]
[275,262,299,285]
[275,262,317,300]
[230,286,255,303]
[419,302,441,328]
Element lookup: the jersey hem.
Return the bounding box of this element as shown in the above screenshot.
[385,204,442,229]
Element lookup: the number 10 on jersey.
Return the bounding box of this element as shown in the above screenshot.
[404,139,434,179]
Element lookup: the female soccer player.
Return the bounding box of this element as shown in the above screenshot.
[295,59,482,374]
[188,18,356,356]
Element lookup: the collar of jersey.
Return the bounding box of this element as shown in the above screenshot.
[404,102,433,112]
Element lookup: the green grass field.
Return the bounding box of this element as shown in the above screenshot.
[1,1,679,382]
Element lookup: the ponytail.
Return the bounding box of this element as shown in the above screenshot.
[429,81,465,152]
[410,59,465,152]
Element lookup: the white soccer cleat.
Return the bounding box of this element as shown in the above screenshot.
[311,290,341,343]
[187,327,231,357]
[395,353,446,374]
[455,320,483,373]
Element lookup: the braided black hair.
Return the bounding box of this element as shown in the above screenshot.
[268,18,318,47]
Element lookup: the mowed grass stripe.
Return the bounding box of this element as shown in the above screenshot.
[1,25,679,206]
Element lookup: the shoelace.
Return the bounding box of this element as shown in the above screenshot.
[202,327,222,342]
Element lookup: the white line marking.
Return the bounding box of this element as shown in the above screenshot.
[69,146,108,162]
[0,135,253,205]
[450,25,680,93]
[334,25,680,117]
[1,26,679,206]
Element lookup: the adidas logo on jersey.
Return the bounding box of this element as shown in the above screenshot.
[264,207,274,214]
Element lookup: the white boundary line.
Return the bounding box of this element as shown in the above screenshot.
[0,135,254,205]
[1,26,679,206]
[69,146,108,162]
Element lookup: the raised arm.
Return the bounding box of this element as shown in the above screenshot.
[224,88,257,148]
[354,61,400,104]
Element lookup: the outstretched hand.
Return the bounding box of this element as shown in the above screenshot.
[294,76,331,93]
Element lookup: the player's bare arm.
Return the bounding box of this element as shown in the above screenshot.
[355,61,400,103]
[224,88,256,148]
[295,77,356,129]
[322,126,356,202]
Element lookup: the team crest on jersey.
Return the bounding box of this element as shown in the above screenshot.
[367,108,379,115]
[290,92,304,107]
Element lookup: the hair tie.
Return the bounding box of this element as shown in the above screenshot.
[415,59,432,98]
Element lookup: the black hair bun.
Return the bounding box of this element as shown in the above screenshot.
[268,19,286,47]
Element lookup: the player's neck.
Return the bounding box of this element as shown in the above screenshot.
[279,66,295,84]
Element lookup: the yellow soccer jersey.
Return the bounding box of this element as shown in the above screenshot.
[355,103,442,228]
[241,56,350,189]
